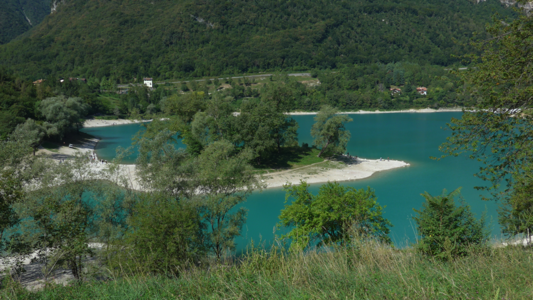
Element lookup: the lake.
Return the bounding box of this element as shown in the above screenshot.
[81,112,500,249]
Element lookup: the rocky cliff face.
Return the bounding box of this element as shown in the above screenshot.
[51,0,65,13]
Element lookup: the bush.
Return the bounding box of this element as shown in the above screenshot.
[106,194,205,276]
[412,188,488,260]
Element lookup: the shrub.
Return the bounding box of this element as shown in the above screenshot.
[412,188,488,260]
[107,194,205,276]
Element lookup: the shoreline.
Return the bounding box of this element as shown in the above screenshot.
[83,108,463,128]
[83,118,152,128]
[37,137,410,190]
[287,107,463,115]
[262,156,410,189]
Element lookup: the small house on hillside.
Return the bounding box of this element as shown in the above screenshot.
[143,78,153,88]
[33,79,45,85]
[416,87,428,96]
[390,87,402,95]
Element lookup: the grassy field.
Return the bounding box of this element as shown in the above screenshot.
[2,241,532,299]
[252,146,325,173]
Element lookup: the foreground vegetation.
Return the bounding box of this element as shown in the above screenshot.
[2,241,532,299]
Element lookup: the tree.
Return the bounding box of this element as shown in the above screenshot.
[39,96,89,139]
[271,116,299,152]
[440,12,533,194]
[134,126,262,259]
[237,101,281,162]
[161,92,206,122]
[412,188,488,261]
[11,119,45,155]
[438,10,533,238]
[311,105,353,157]
[279,181,392,251]
[14,155,105,282]
[0,131,34,169]
[194,140,262,259]
[498,170,533,240]
[134,129,192,195]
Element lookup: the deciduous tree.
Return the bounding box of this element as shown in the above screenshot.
[279,181,391,251]
[39,96,89,139]
[11,118,45,155]
[439,10,533,238]
[311,105,352,157]
[194,140,262,259]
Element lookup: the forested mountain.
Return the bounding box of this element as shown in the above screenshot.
[0,0,50,44]
[0,0,515,81]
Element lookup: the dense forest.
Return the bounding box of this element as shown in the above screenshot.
[0,0,516,81]
[0,0,50,44]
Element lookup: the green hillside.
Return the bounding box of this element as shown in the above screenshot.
[0,0,50,44]
[0,0,515,81]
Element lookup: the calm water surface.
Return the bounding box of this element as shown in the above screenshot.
[81,113,500,249]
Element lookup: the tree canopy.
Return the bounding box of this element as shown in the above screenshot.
[279,181,392,250]
[438,9,533,238]
[311,105,352,157]
[40,96,89,139]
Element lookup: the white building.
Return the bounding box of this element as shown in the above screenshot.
[143,77,153,88]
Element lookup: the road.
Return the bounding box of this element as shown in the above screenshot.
[117,73,311,89]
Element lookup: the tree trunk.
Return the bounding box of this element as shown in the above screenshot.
[317,140,330,158]
[70,258,80,281]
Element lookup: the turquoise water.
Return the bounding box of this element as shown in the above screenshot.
[82,123,185,163]
[81,113,500,249]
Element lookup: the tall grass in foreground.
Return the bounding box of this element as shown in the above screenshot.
[2,240,532,299]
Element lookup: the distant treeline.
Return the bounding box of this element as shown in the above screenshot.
[0,62,466,139]
[0,0,515,80]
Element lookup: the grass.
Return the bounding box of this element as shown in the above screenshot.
[40,141,59,153]
[3,241,533,299]
[252,146,325,173]
[97,94,121,112]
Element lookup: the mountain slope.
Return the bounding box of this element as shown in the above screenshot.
[0,0,51,44]
[0,0,516,81]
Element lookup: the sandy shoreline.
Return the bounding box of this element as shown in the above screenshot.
[83,108,462,128]
[83,118,152,128]
[287,107,463,115]
[263,156,409,189]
